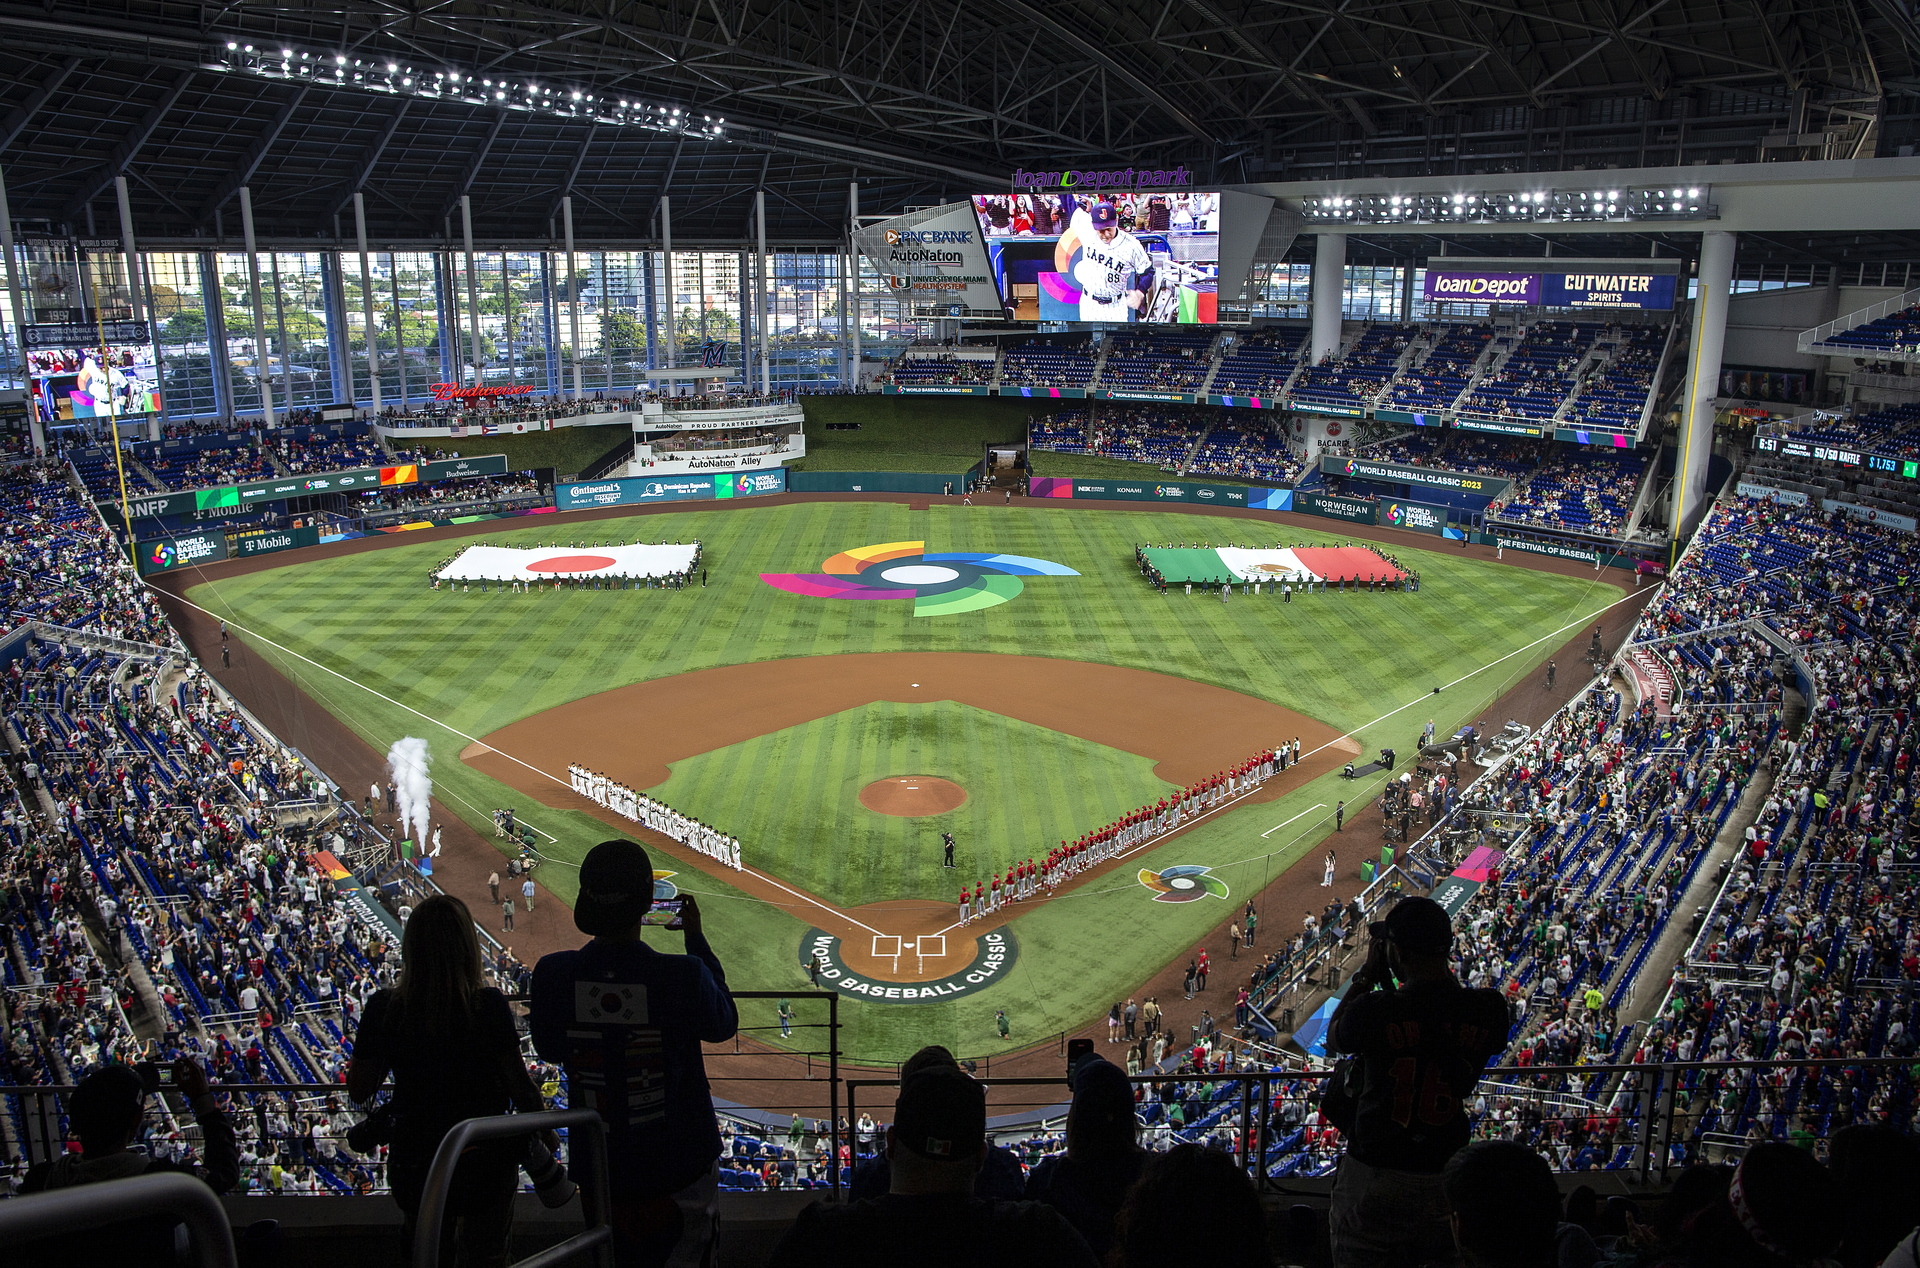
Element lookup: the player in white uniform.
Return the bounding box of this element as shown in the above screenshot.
[1054,200,1153,322]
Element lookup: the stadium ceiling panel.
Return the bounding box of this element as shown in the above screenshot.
[0,0,1915,246]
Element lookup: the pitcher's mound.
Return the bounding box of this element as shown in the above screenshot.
[859,776,967,817]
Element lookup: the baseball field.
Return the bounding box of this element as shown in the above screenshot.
[185,497,1622,1060]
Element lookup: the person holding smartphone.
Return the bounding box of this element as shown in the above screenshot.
[1324,896,1508,1268]
[530,839,738,1268]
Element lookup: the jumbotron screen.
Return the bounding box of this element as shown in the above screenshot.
[971,191,1221,324]
[29,345,161,423]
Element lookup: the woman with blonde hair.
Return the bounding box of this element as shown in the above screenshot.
[348,893,551,1267]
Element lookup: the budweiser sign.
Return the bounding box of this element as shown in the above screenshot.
[429,382,537,401]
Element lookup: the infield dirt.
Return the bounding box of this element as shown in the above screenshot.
[460,651,1356,980]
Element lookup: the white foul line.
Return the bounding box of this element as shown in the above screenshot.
[1262,803,1327,838]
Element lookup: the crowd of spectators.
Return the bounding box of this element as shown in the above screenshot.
[273,430,390,474]
[1098,331,1218,392]
[1562,324,1666,433]
[885,354,996,387]
[1210,328,1304,397]
[1000,338,1097,388]
[1492,445,1650,536]
[1289,324,1414,413]
[1457,321,1597,423]
[1377,324,1493,414]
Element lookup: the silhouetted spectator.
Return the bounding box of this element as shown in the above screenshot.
[849,1046,1022,1201]
[770,1065,1098,1268]
[1326,896,1508,1268]
[1109,1143,1268,1268]
[1828,1126,1920,1268]
[1023,1052,1147,1259]
[21,1057,238,1261]
[530,839,737,1268]
[348,894,550,1268]
[1670,1143,1842,1268]
[1441,1140,1562,1268]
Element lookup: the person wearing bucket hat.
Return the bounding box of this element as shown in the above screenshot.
[770,1064,1098,1268]
[1324,895,1509,1268]
[529,839,738,1268]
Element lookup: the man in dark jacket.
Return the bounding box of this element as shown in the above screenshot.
[530,839,738,1268]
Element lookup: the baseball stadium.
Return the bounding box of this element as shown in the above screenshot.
[2,3,1920,1265]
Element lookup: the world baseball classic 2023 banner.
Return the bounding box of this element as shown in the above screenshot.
[556,468,786,510]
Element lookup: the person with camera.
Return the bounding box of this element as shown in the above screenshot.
[529,839,738,1268]
[1324,895,1508,1268]
[347,893,557,1268]
[20,1056,238,1259]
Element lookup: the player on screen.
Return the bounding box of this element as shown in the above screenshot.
[1053,199,1153,322]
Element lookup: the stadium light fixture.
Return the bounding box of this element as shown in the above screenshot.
[213,40,727,139]
[1299,184,1714,224]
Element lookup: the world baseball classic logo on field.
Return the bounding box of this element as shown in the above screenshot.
[760,540,1077,617]
[1138,864,1230,903]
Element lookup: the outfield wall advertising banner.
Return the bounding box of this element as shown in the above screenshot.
[1376,500,1450,535]
[137,531,228,574]
[1030,477,1254,505]
[1321,456,1512,497]
[1736,481,1810,506]
[1454,416,1548,439]
[109,454,512,521]
[881,385,994,396]
[234,525,321,558]
[556,469,787,509]
[1492,534,1601,565]
[1296,492,1377,523]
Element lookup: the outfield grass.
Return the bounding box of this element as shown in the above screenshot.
[192,501,1621,1059]
[657,700,1173,908]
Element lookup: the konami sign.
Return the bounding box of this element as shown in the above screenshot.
[429,382,538,401]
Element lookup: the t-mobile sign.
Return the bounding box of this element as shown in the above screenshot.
[1422,270,1541,304]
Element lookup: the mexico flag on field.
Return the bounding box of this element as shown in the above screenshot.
[1139,546,1407,585]
[437,542,699,582]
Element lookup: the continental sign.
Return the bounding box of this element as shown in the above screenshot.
[1321,456,1512,497]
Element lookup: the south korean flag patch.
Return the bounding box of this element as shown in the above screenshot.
[577,981,649,1025]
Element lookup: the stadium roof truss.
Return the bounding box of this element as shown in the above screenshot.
[0,0,1916,251]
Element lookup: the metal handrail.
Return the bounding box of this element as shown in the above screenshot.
[413,1108,613,1268]
[0,1171,238,1268]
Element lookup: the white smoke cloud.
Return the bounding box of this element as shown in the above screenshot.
[387,736,433,855]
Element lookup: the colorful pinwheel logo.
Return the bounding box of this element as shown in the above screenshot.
[1138,864,1230,903]
[760,540,1078,617]
[148,542,175,570]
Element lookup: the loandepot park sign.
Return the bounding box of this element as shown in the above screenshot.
[800,928,1017,1002]
[1012,165,1195,190]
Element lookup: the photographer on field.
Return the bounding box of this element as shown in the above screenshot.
[1324,895,1508,1268]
